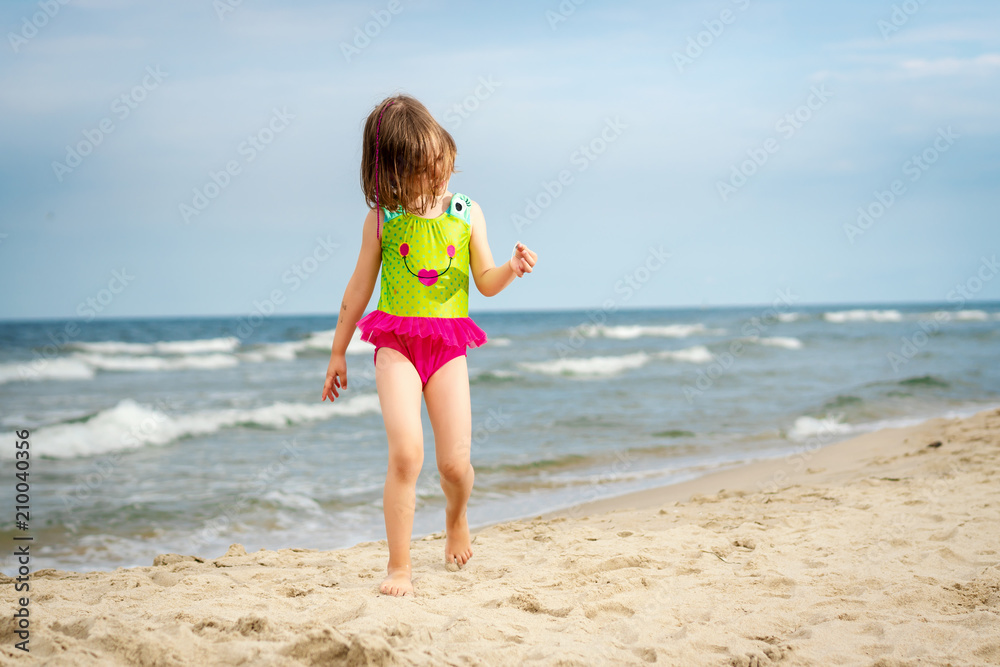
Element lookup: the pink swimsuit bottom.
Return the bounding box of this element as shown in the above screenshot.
[370,330,467,389]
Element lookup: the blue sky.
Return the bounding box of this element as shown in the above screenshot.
[1,0,998,320]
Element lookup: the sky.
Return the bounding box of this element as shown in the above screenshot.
[1,0,998,320]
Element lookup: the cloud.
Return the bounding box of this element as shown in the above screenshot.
[899,53,1000,77]
[831,18,1000,52]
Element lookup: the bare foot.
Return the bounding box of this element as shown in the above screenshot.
[445,508,473,570]
[379,566,413,597]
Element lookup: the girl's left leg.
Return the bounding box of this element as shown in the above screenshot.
[423,354,474,568]
[375,346,425,596]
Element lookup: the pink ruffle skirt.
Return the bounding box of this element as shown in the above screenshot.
[355,310,488,349]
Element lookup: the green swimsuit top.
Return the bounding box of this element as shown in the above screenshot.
[355,192,488,349]
[376,193,473,318]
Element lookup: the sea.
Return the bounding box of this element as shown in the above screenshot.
[1,303,998,575]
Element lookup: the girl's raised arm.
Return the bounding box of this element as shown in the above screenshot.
[469,201,537,298]
[322,210,381,401]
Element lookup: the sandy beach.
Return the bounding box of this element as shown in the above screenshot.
[3,406,998,666]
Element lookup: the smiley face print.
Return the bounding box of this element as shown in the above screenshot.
[399,242,456,286]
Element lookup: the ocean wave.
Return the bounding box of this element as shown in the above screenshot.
[471,369,520,383]
[652,429,696,438]
[0,358,96,385]
[822,395,863,410]
[245,328,374,361]
[822,309,903,323]
[519,352,651,377]
[897,374,949,388]
[300,328,359,354]
[485,337,512,346]
[576,324,724,339]
[3,351,243,383]
[72,352,240,372]
[777,312,802,323]
[16,395,381,460]
[73,329,376,369]
[306,328,374,356]
[0,328,376,383]
[949,310,990,321]
[657,345,713,363]
[480,452,591,475]
[238,342,301,363]
[261,490,324,513]
[519,346,711,377]
[742,336,804,350]
[907,310,991,322]
[786,415,853,442]
[69,336,240,355]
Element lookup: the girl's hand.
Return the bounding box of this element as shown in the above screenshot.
[509,242,538,278]
[322,353,347,401]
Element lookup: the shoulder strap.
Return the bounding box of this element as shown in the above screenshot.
[382,206,405,222]
[447,193,472,225]
[376,205,405,241]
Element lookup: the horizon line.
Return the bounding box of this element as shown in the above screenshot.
[2,298,999,325]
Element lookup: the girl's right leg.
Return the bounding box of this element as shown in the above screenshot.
[374,345,424,596]
[423,354,474,569]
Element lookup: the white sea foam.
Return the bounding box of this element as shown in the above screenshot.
[952,310,990,321]
[16,395,381,460]
[70,337,241,355]
[238,342,301,363]
[519,346,711,377]
[0,358,96,385]
[822,309,903,323]
[576,324,724,339]
[302,327,372,355]
[657,345,714,363]
[917,310,991,322]
[72,352,240,372]
[347,329,377,355]
[519,352,651,377]
[72,329,370,366]
[1,329,376,384]
[746,336,804,350]
[788,403,1000,449]
[777,312,801,323]
[247,328,374,361]
[300,328,337,352]
[2,351,242,383]
[787,415,853,442]
[261,490,324,513]
[486,337,512,346]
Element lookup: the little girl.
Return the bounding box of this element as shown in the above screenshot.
[322,94,537,597]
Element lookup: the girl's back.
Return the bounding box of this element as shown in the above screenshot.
[358,192,487,349]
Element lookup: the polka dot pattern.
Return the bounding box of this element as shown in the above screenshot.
[375,204,472,318]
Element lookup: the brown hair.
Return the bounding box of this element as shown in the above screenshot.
[361,94,458,216]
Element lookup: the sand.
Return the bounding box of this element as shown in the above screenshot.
[2,407,999,666]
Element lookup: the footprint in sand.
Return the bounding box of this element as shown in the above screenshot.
[583,601,635,620]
